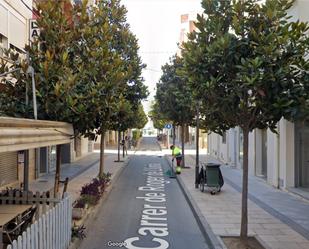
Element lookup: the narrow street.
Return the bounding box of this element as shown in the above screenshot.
[79,137,209,249]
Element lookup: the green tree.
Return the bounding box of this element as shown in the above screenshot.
[183,0,309,240]
[96,0,148,166]
[149,101,169,131]
[133,103,148,129]
[155,55,195,166]
[82,0,127,177]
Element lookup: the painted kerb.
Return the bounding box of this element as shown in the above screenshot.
[164,155,223,249]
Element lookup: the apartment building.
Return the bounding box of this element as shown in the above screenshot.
[0,0,93,188]
[0,0,32,54]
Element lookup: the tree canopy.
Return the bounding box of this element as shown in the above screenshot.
[183,0,309,135]
[149,101,169,130]
[155,55,195,127]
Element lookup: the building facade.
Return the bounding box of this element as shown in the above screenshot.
[0,0,32,54]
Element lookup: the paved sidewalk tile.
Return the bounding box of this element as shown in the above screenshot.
[162,150,309,249]
[29,152,128,203]
[29,152,100,193]
[190,153,309,239]
[62,154,128,202]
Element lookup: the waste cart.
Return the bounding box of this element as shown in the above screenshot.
[199,163,224,195]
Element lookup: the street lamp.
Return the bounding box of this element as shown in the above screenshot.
[27,65,38,120]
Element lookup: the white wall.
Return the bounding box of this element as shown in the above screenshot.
[284,120,295,188]
[0,0,32,50]
[81,136,90,156]
[266,129,278,186]
[208,130,233,165]
[289,0,309,23]
[248,130,255,175]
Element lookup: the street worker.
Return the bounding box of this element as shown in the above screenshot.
[170,145,182,174]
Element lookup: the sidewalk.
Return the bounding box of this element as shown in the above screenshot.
[29,151,129,202]
[162,145,309,249]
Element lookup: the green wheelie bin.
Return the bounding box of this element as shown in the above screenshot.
[205,163,224,195]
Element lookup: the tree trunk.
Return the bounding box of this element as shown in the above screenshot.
[173,125,176,145]
[195,104,200,188]
[240,127,249,241]
[99,132,105,178]
[54,144,61,197]
[122,131,125,158]
[117,130,121,161]
[181,124,185,167]
[23,150,29,191]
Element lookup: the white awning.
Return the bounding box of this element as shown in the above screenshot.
[0,117,74,153]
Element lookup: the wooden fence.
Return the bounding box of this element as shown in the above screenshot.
[6,194,72,249]
[0,190,61,219]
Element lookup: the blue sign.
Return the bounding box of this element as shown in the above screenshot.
[165,124,172,129]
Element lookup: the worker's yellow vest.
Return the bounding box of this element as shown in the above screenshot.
[173,147,181,156]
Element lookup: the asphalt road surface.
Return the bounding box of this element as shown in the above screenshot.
[79,137,209,249]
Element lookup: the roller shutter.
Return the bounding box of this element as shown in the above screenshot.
[0,3,8,37]
[0,152,18,186]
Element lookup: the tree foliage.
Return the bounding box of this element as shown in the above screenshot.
[184,0,309,134]
[155,55,195,127]
[149,101,169,130]
[134,103,148,129]
[155,55,195,166]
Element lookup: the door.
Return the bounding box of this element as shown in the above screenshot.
[39,147,48,175]
[239,128,243,169]
[49,146,57,172]
[300,131,309,187]
[261,129,268,178]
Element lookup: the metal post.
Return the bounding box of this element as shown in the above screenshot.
[172,125,176,145]
[195,102,200,188]
[122,131,125,158]
[167,128,170,149]
[23,150,29,191]
[30,64,40,189]
[31,68,38,120]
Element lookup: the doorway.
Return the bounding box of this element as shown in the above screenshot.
[239,128,243,169]
[261,129,268,178]
[39,147,48,175]
[296,122,309,188]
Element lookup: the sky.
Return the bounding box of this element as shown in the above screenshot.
[121,0,203,116]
